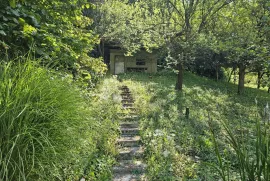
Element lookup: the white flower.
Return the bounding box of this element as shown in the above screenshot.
[163,150,170,158]
[154,129,163,136]
[80,177,86,181]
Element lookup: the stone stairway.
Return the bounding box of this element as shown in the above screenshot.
[113,86,146,181]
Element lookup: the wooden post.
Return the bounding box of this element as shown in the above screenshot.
[185,107,190,119]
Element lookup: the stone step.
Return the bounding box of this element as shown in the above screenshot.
[122,96,133,100]
[122,97,133,100]
[119,86,129,90]
[120,122,139,128]
[122,99,135,103]
[113,160,146,174]
[117,136,141,147]
[121,128,140,136]
[119,115,139,122]
[121,90,132,93]
[120,93,132,97]
[120,91,131,94]
[118,147,144,160]
[119,112,137,117]
[118,112,138,118]
[123,103,134,107]
[120,86,129,89]
[122,107,136,111]
[121,92,132,96]
[113,173,147,181]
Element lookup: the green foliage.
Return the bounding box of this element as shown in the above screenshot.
[0,60,120,180]
[89,0,164,54]
[185,35,227,80]
[0,0,105,82]
[93,0,270,92]
[75,56,107,89]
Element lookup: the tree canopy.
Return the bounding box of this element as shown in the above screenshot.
[90,0,270,93]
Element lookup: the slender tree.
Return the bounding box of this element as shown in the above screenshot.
[214,0,269,94]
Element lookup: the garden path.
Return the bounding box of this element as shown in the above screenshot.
[113,85,147,181]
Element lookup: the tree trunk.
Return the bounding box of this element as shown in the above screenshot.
[102,39,105,58]
[216,64,219,81]
[228,67,235,83]
[98,39,104,57]
[98,43,102,57]
[238,65,245,95]
[233,68,237,84]
[175,62,183,91]
[72,68,77,81]
[257,71,261,89]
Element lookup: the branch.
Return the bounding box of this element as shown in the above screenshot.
[198,0,232,33]
[167,0,183,18]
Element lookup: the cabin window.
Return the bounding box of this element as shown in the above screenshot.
[127,67,147,72]
[136,59,146,65]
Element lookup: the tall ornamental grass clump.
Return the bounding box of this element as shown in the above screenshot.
[0,60,98,180]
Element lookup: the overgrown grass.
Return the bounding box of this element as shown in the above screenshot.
[119,71,270,180]
[0,60,121,180]
[209,113,270,181]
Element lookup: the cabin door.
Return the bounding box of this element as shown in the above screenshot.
[115,55,125,74]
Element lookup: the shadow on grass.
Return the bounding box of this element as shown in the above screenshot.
[118,72,270,180]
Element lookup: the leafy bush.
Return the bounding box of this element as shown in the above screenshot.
[0,60,120,180]
[0,0,108,86]
[186,41,227,81]
[0,0,95,62]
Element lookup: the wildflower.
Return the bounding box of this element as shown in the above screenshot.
[80,177,86,181]
[163,150,170,157]
[154,129,163,136]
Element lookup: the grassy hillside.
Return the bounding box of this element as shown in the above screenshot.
[119,71,270,180]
